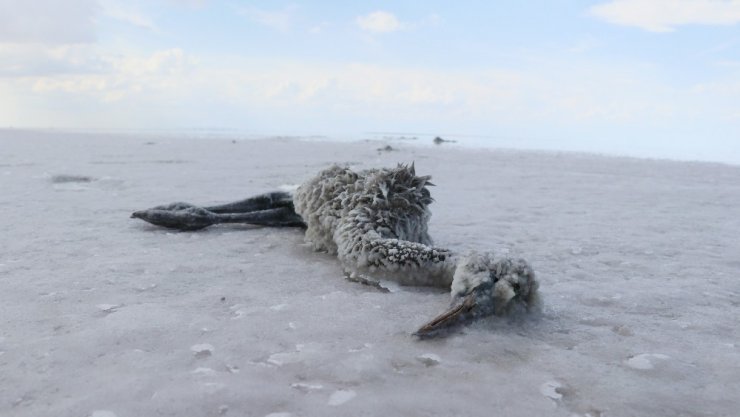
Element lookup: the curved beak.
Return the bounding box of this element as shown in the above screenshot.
[415,293,478,337]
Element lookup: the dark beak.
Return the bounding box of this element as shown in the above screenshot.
[415,293,478,337]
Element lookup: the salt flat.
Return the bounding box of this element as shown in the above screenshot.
[1,129,738,417]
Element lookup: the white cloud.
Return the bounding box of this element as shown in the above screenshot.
[0,56,669,122]
[100,0,157,30]
[108,48,189,77]
[27,48,192,102]
[163,59,685,127]
[2,49,736,135]
[309,22,329,34]
[356,11,404,33]
[0,0,98,44]
[164,0,208,7]
[714,59,740,68]
[568,37,601,53]
[0,43,104,76]
[238,5,296,32]
[590,0,740,32]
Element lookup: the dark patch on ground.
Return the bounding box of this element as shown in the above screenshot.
[51,175,95,183]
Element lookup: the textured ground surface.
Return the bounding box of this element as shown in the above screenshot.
[1,129,739,417]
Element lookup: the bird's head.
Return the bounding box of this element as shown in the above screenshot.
[371,163,434,211]
[416,252,539,337]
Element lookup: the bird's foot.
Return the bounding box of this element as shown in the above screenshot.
[131,203,219,231]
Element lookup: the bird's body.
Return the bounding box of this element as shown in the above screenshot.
[294,164,454,288]
[132,163,540,336]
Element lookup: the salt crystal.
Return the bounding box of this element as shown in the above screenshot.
[625,353,670,370]
[328,389,356,406]
[134,284,157,292]
[267,351,303,366]
[348,343,372,353]
[416,353,441,366]
[192,367,216,376]
[540,381,563,400]
[90,411,117,417]
[96,304,119,313]
[291,382,323,392]
[191,344,214,357]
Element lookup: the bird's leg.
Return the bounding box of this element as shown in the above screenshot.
[206,191,304,226]
[204,191,295,213]
[131,191,305,230]
[217,206,306,227]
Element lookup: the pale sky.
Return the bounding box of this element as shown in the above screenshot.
[1,0,739,162]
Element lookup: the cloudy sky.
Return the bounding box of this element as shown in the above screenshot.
[1,0,739,162]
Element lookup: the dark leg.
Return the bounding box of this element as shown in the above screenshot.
[131,191,305,231]
[219,206,305,227]
[204,191,294,214]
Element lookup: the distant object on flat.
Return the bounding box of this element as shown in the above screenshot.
[433,136,456,145]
